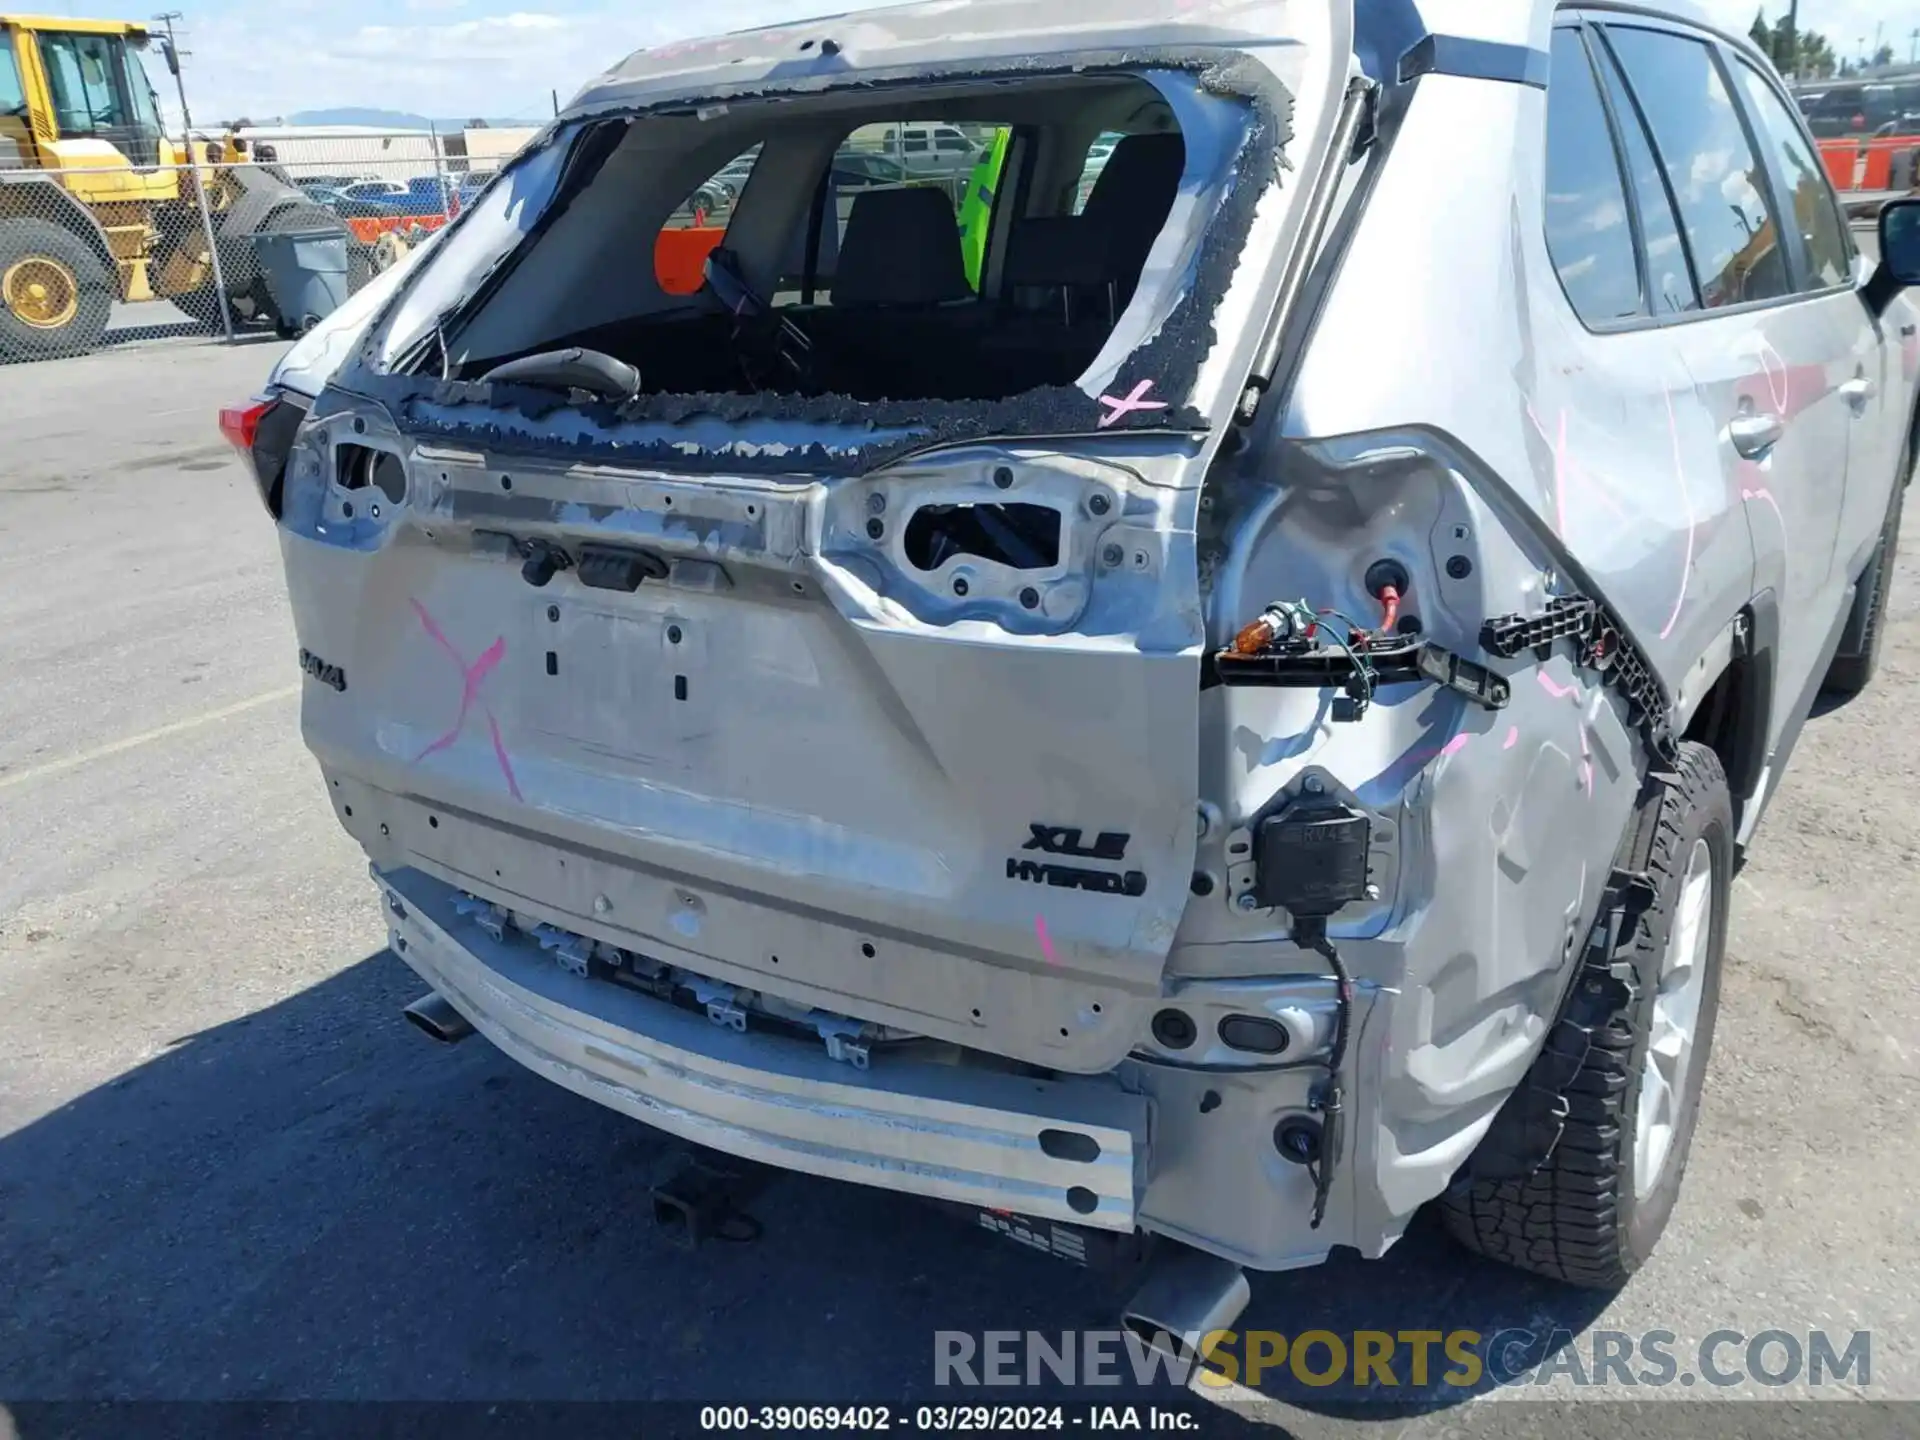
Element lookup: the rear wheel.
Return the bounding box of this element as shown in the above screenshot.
[0,218,114,362]
[1444,742,1733,1287]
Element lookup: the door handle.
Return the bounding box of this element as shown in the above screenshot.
[1839,377,1877,410]
[1728,412,1785,459]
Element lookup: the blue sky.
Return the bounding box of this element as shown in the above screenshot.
[99,0,1918,123]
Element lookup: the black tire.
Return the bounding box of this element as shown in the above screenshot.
[170,284,229,332]
[1444,742,1733,1288]
[1823,463,1906,698]
[0,217,114,362]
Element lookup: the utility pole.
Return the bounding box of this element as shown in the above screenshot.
[1782,0,1799,81]
[153,11,234,341]
[551,88,559,117]
[1910,27,1918,65]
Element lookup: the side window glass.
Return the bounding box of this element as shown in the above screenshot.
[0,42,26,116]
[1593,40,1700,314]
[1605,26,1790,310]
[42,34,127,134]
[1734,60,1853,290]
[1543,30,1644,326]
[1074,130,1125,214]
[655,145,759,296]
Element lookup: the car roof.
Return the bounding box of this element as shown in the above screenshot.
[567,1,1754,118]
[571,0,1323,114]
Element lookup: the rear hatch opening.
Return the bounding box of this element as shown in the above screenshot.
[281,49,1300,1073]
[347,57,1288,473]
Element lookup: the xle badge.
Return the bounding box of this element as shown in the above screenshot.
[1007,825,1146,897]
[298,648,347,692]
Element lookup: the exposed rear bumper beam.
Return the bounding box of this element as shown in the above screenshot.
[375,866,1149,1230]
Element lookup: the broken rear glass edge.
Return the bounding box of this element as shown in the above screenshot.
[331,49,1293,479]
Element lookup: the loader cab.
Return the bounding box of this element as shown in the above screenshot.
[0,18,169,174]
[0,29,31,167]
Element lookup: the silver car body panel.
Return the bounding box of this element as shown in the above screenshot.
[264,0,1918,1270]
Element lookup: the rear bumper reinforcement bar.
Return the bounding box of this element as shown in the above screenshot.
[376,866,1149,1230]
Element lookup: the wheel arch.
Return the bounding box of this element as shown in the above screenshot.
[1676,594,1775,845]
[0,177,116,277]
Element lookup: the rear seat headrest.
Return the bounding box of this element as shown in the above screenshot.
[1079,133,1187,306]
[1080,133,1187,227]
[1002,216,1113,289]
[832,187,973,308]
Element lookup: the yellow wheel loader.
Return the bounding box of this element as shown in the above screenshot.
[0,14,351,360]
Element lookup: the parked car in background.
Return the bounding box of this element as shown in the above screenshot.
[868,121,979,176]
[337,179,409,204]
[1799,78,1920,138]
[300,186,405,221]
[830,151,912,189]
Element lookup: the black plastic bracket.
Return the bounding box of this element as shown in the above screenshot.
[578,544,669,593]
[1484,595,1678,764]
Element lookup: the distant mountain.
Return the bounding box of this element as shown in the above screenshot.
[281,109,538,132]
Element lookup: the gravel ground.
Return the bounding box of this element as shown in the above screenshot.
[0,339,1915,1437]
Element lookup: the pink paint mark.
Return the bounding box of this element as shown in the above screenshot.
[1035,915,1061,967]
[1524,402,1568,538]
[1526,401,1634,530]
[1440,733,1472,759]
[1097,379,1168,429]
[1659,388,1695,642]
[1759,336,1790,415]
[1536,670,1580,701]
[1503,726,1519,750]
[412,598,521,799]
[1742,486,1786,532]
[485,711,524,802]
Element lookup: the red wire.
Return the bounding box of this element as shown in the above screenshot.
[1378,585,1401,634]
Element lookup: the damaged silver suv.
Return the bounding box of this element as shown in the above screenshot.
[227,0,1920,1334]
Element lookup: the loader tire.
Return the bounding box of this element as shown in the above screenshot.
[171,284,229,332]
[0,218,114,362]
[1444,742,1732,1288]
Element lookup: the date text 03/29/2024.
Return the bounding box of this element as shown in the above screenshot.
[698,1406,1199,1432]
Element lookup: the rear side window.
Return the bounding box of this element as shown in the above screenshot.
[656,146,759,296]
[1604,26,1790,310]
[1592,39,1699,315]
[1543,30,1644,326]
[1733,60,1852,291]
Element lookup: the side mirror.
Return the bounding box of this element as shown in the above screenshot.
[1866,198,1920,317]
[1882,199,1920,286]
[158,38,180,77]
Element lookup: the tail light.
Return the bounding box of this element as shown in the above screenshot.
[219,392,306,518]
[219,396,273,462]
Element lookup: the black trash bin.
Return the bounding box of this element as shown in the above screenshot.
[252,229,351,337]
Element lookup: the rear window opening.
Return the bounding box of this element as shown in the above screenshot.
[386,69,1229,413]
[904,502,1063,572]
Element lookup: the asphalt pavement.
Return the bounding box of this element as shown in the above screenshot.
[1,338,1916,1437]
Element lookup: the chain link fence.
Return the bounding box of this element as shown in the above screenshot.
[2,125,534,366]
